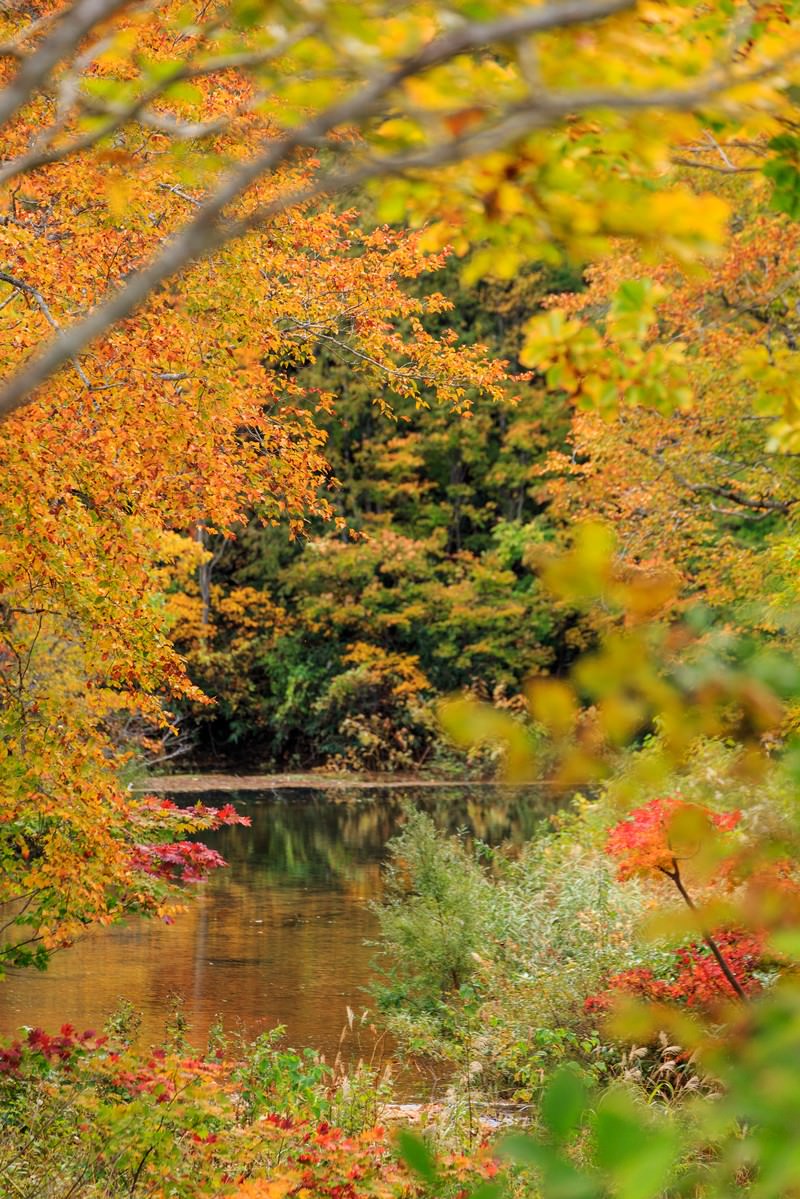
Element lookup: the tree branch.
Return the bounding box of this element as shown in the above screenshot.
[0,0,795,419]
[0,26,317,187]
[0,0,128,127]
[0,270,92,389]
[659,860,747,1003]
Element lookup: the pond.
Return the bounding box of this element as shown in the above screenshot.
[0,784,558,1069]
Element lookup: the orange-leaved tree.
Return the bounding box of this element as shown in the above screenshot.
[0,7,518,966]
[2,0,800,416]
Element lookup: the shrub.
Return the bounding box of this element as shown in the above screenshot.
[0,1015,494,1199]
[373,807,498,1013]
[372,802,654,1095]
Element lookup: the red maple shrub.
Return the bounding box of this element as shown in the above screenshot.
[593,798,782,1011]
[585,928,766,1014]
[606,797,740,882]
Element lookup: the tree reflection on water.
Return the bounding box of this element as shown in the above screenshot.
[0,786,556,1064]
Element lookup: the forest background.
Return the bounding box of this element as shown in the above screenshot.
[169,253,581,774]
[4,0,800,979]
[169,217,800,777]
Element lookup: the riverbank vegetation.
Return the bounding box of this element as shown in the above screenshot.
[6,1,800,1197]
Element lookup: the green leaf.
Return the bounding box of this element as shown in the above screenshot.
[609,279,659,339]
[396,1129,437,1183]
[468,1182,505,1199]
[438,696,536,779]
[593,1091,679,1199]
[614,279,652,312]
[499,1135,601,1199]
[540,1067,589,1142]
[499,1132,551,1167]
[230,0,269,28]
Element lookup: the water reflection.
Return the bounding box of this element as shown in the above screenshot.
[0,786,555,1063]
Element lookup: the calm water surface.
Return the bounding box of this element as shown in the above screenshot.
[0,786,554,1063]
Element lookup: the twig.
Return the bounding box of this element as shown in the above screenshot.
[157,183,201,207]
[659,859,748,1002]
[0,271,91,389]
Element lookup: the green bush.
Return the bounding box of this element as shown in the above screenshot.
[373,808,500,1015]
[371,792,683,1096]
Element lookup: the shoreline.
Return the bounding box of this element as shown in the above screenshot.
[132,772,550,793]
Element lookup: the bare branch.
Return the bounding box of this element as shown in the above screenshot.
[0,7,60,60]
[0,26,317,187]
[0,0,794,418]
[671,156,760,174]
[0,271,92,389]
[635,436,798,522]
[0,0,128,128]
[157,183,201,206]
[284,320,455,387]
[681,478,798,515]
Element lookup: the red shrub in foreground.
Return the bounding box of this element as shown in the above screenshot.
[0,1023,499,1198]
[0,1024,106,1074]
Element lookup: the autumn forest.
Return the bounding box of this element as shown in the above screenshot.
[5,1,800,1197]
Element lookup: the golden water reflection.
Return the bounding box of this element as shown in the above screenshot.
[0,787,555,1064]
